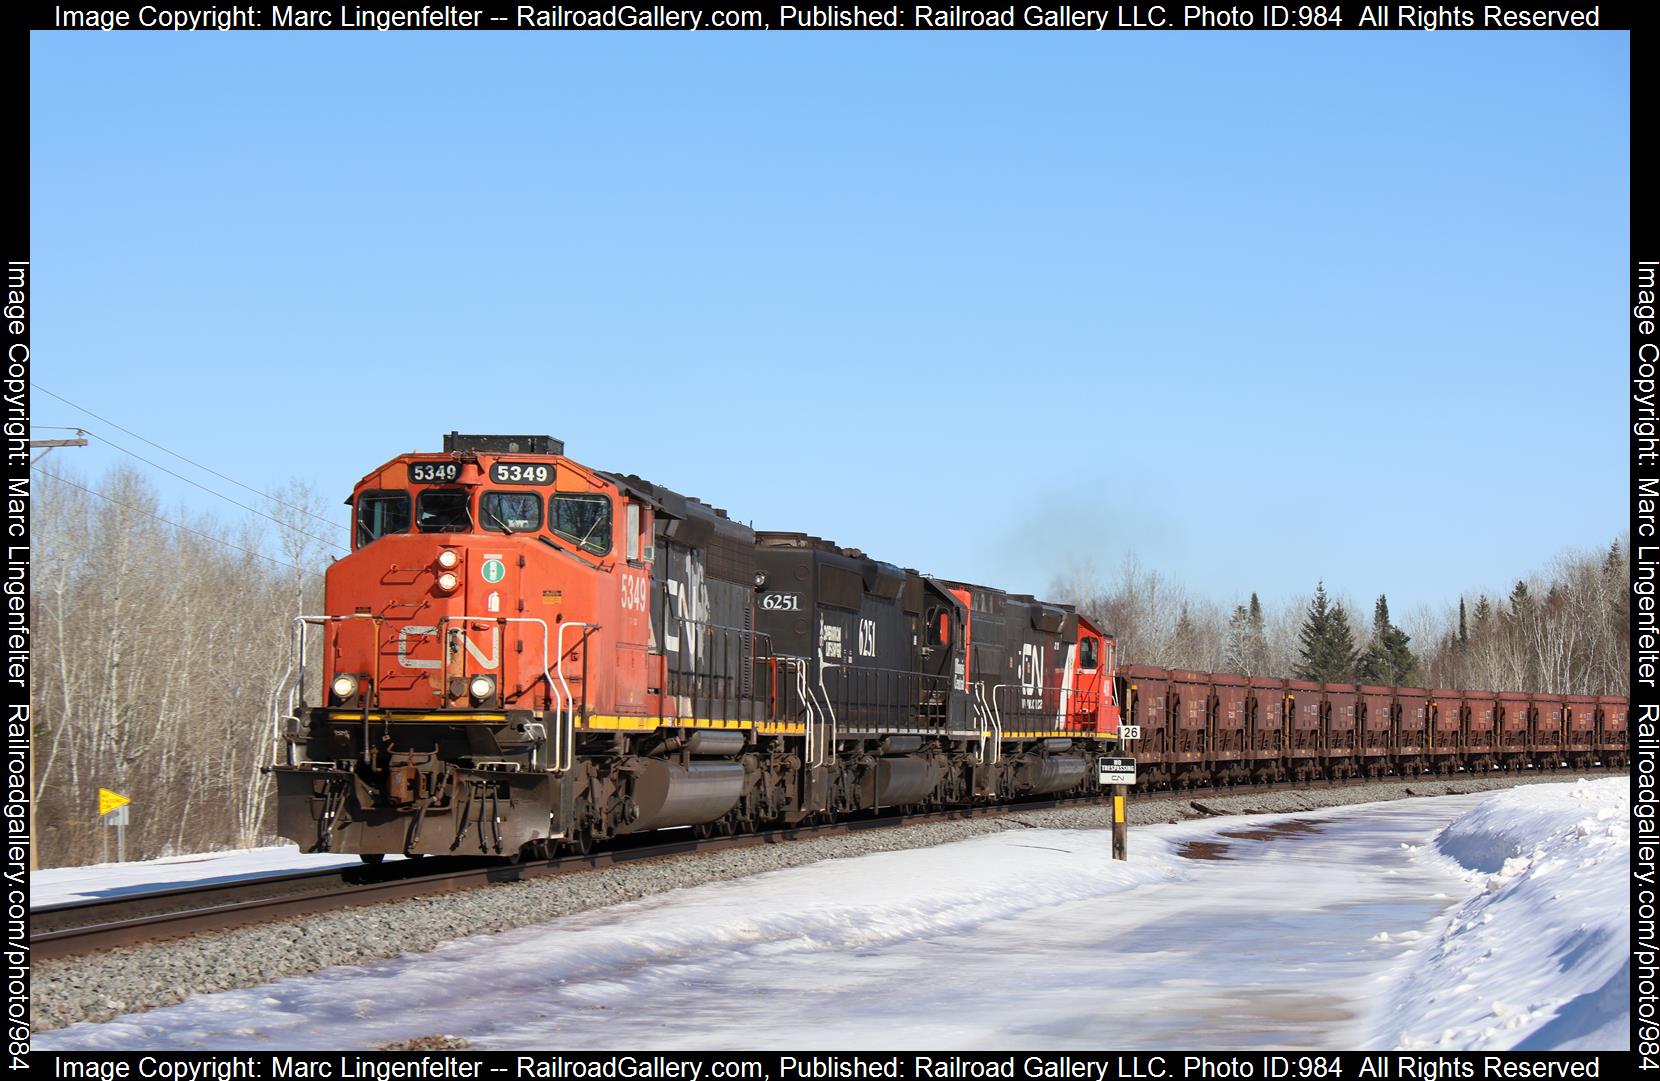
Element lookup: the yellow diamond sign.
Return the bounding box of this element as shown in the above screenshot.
[98,788,131,816]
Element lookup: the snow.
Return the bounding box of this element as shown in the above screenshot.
[35,780,1628,1052]
[30,847,387,908]
[1365,777,1630,1052]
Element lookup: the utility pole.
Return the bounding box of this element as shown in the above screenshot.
[30,431,87,464]
[25,429,87,870]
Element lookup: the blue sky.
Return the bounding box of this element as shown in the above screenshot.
[30,30,1629,612]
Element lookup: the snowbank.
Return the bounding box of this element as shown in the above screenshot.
[1367,777,1629,1051]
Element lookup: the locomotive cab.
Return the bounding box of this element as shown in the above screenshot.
[274,433,652,859]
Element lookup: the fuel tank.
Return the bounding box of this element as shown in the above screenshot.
[627,760,745,832]
[683,730,746,757]
[1017,754,1087,795]
[864,756,941,808]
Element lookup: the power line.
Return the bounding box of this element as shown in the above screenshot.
[77,426,344,553]
[31,467,308,574]
[30,383,344,533]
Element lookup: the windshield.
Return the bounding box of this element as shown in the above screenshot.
[416,489,471,533]
[356,491,410,547]
[551,494,611,555]
[481,491,543,533]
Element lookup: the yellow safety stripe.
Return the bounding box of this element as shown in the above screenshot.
[326,711,1115,742]
[326,711,510,722]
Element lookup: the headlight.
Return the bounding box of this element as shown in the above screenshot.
[331,673,359,701]
[469,675,496,701]
[436,549,460,569]
[436,571,460,592]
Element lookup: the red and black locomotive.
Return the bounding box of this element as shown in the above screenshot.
[273,433,1120,860]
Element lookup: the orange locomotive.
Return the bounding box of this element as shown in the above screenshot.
[273,434,1122,861]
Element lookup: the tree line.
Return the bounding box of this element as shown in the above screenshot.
[30,465,329,869]
[1054,541,1629,695]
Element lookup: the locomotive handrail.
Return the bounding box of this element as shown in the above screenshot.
[989,684,1014,762]
[815,649,839,768]
[773,655,820,767]
[551,621,596,773]
[971,682,1000,765]
[816,662,957,733]
[662,617,775,720]
[279,614,384,767]
[988,680,1104,735]
[290,613,383,713]
[434,614,560,715]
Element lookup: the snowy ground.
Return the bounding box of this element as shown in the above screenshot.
[34,779,1627,1052]
[1366,778,1629,1051]
[31,848,391,908]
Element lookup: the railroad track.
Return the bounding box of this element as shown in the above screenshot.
[30,795,1108,961]
[33,768,1624,962]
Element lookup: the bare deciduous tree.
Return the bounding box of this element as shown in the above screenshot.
[31,466,334,867]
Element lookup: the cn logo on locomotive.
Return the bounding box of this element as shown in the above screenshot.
[396,624,500,670]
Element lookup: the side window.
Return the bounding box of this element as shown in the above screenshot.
[551,494,612,555]
[925,607,950,647]
[481,491,542,533]
[1080,636,1099,671]
[626,503,640,562]
[355,491,411,548]
[416,489,471,533]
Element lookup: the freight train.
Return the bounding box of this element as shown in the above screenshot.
[1116,666,1627,790]
[270,434,1627,861]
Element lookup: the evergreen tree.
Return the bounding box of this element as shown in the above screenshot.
[1172,605,1199,667]
[1356,593,1417,686]
[1224,592,1272,676]
[1458,597,1468,649]
[1294,582,1358,682]
[1246,592,1268,673]
[1605,540,1624,578]
[1224,603,1252,673]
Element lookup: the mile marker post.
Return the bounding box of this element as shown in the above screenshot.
[1098,755,1135,860]
[1112,784,1128,860]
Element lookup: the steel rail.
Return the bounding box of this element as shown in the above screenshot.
[28,794,1123,961]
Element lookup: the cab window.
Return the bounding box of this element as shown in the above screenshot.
[481,491,542,533]
[551,494,612,555]
[1080,636,1099,671]
[355,491,410,547]
[416,489,471,533]
[926,607,951,647]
